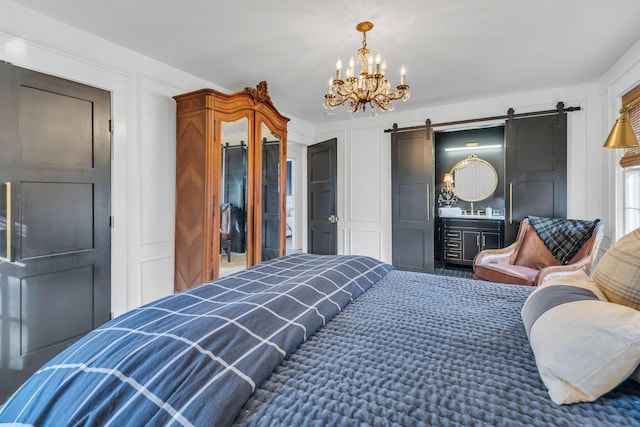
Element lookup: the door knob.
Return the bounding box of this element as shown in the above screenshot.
[328,214,339,223]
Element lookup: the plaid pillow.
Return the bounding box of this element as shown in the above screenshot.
[593,227,640,310]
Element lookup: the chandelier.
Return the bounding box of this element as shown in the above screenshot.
[323,21,410,117]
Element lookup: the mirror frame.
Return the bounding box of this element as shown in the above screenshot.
[450,155,498,202]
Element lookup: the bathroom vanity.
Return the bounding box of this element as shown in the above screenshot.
[440,216,504,266]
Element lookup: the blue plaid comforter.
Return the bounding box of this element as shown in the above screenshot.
[0,254,393,427]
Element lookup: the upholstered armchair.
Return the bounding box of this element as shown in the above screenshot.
[473,217,604,286]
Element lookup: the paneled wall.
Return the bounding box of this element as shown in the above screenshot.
[132,74,180,305]
[317,86,601,265]
[2,0,639,315]
[597,38,640,242]
[0,1,316,316]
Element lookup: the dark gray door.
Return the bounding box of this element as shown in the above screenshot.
[307,138,337,255]
[505,114,567,244]
[391,130,435,273]
[0,63,111,402]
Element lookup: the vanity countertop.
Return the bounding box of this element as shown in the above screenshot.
[440,214,505,220]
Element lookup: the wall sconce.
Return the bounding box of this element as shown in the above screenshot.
[603,107,639,149]
[443,173,454,189]
[438,173,457,207]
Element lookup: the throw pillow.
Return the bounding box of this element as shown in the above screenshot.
[521,272,640,404]
[593,228,640,310]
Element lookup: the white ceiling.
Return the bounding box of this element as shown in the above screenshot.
[11,0,640,124]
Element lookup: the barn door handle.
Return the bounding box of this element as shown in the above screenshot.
[4,182,11,262]
[426,184,431,221]
[509,183,513,224]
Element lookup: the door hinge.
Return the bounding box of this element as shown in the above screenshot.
[109,119,113,133]
[109,216,114,228]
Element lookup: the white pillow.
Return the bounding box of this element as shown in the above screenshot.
[522,272,640,404]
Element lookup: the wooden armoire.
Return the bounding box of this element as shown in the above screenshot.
[173,82,289,291]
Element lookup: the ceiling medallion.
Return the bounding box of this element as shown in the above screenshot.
[323,21,410,117]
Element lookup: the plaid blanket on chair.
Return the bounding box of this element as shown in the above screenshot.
[528,216,600,264]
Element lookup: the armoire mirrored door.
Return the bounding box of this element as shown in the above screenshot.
[219,118,249,277]
[260,121,281,262]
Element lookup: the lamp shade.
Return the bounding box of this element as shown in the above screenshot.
[443,173,454,185]
[603,111,640,149]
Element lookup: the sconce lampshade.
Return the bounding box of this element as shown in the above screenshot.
[443,173,454,185]
[603,109,640,149]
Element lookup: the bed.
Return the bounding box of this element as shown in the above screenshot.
[1,254,639,426]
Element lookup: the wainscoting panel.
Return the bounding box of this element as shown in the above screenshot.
[131,73,182,308]
[348,127,383,223]
[350,229,382,260]
[138,74,179,246]
[140,256,174,305]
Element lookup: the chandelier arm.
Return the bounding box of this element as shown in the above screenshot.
[324,94,352,108]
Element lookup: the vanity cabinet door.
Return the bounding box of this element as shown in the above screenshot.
[481,231,501,251]
[462,231,481,263]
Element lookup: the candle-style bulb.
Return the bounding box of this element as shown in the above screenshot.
[375,53,382,74]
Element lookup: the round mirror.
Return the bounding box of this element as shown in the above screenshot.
[451,155,498,202]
